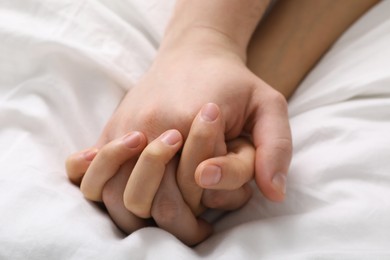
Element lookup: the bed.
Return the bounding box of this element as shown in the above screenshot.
[1,0,390,259]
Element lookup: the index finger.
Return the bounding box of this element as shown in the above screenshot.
[177,103,226,214]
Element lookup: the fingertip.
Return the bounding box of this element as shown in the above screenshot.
[80,183,102,202]
[252,141,291,202]
[123,199,151,219]
[160,129,183,146]
[255,169,287,202]
[272,172,287,196]
[253,136,290,202]
[65,148,98,184]
[200,103,220,122]
[122,131,146,149]
[65,148,95,171]
[195,141,255,191]
[196,164,222,188]
[83,148,98,161]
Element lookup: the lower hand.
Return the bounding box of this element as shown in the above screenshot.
[66,104,255,245]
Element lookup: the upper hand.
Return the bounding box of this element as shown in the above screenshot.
[88,28,291,203]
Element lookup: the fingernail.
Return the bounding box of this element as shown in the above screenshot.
[200,165,222,186]
[161,130,181,145]
[272,173,287,195]
[201,103,219,122]
[123,132,142,148]
[83,148,98,161]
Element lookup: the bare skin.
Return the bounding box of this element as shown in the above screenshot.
[67,104,255,245]
[248,0,379,99]
[66,0,379,246]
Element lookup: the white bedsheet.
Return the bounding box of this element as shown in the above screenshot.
[1,0,390,259]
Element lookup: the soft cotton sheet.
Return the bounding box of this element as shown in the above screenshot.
[1,0,390,259]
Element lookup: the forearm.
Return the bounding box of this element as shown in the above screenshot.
[160,0,271,61]
[248,0,379,99]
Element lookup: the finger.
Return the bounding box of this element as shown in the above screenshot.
[177,103,225,214]
[124,129,183,218]
[152,158,212,246]
[194,138,255,190]
[202,183,252,211]
[80,131,147,201]
[65,148,98,185]
[252,86,292,202]
[102,160,148,234]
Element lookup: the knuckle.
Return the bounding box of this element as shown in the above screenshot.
[234,168,252,188]
[151,196,181,225]
[273,137,293,157]
[135,107,162,138]
[97,144,116,160]
[101,179,120,206]
[203,191,227,209]
[140,146,166,164]
[177,178,197,193]
[138,107,159,124]
[269,90,288,110]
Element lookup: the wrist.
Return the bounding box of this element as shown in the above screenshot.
[159,25,246,62]
[159,0,271,62]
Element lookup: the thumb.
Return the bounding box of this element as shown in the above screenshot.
[251,88,292,202]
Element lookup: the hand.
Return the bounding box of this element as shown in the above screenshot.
[83,27,291,205]
[66,104,255,245]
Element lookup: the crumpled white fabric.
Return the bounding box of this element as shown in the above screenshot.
[1,0,390,259]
